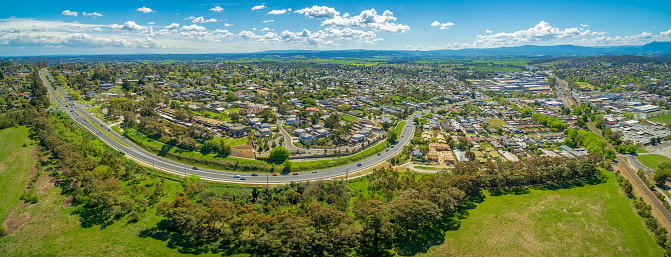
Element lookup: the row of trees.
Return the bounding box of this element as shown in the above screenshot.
[153,154,602,255]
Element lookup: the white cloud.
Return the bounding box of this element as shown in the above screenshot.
[431,21,454,30]
[192,16,217,23]
[486,30,492,33]
[165,23,179,30]
[470,21,602,48]
[93,27,103,32]
[110,21,148,31]
[321,9,410,33]
[136,7,154,13]
[252,28,257,31]
[148,22,155,25]
[210,6,224,12]
[263,20,274,23]
[180,24,206,31]
[294,6,340,19]
[261,27,270,31]
[314,27,381,44]
[83,12,103,17]
[184,16,195,20]
[61,10,78,17]
[252,5,266,11]
[224,23,233,27]
[581,24,589,27]
[572,30,671,46]
[268,9,288,15]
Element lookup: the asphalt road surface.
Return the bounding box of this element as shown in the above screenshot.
[39,69,418,184]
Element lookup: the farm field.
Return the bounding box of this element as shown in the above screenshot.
[418,171,664,257]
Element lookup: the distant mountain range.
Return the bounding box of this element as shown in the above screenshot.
[6,42,671,64]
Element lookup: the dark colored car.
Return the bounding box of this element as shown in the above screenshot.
[357,163,362,167]
[240,177,246,180]
[251,173,258,176]
[192,167,198,170]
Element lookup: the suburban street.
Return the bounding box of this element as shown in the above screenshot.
[39,69,417,184]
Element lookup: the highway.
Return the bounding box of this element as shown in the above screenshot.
[38,69,418,184]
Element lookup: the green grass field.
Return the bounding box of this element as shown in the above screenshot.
[418,171,664,257]
[486,118,508,127]
[0,127,34,222]
[341,114,356,122]
[475,66,522,72]
[636,154,671,171]
[649,113,671,125]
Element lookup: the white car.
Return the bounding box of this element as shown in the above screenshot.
[233,175,240,178]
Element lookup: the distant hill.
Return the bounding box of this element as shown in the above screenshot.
[6,42,671,64]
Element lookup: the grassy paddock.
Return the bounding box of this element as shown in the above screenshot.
[418,171,664,257]
[0,127,34,222]
[636,154,670,171]
[649,113,671,125]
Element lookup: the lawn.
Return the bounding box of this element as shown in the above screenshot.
[475,66,522,72]
[486,118,508,127]
[341,114,356,122]
[213,136,248,147]
[649,113,671,125]
[636,154,671,171]
[0,127,34,222]
[418,171,664,257]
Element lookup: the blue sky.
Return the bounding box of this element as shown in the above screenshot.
[1,0,670,56]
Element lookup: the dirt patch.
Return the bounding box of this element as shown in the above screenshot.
[2,212,31,236]
[23,147,40,192]
[60,195,76,208]
[231,143,255,159]
[36,175,56,195]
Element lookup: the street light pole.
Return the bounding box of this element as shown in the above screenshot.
[345,168,349,183]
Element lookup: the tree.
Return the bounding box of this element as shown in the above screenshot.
[230,112,240,123]
[340,103,352,112]
[226,92,236,101]
[283,160,292,173]
[387,129,399,144]
[521,108,533,117]
[178,137,198,150]
[654,169,671,185]
[325,114,340,129]
[269,146,290,162]
[219,142,232,156]
[604,148,616,161]
[465,151,476,161]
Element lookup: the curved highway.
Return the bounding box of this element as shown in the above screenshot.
[39,69,419,184]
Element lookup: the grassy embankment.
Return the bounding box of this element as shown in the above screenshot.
[0,127,34,222]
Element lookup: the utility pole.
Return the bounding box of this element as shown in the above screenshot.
[345,168,349,183]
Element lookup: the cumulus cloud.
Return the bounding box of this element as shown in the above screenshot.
[268,9,288,15]
[263,20,274,23]
[165,23,179,30]
[581,24,589,27]
[148,22,155,25]
[661,28,671,36]
[223,23,233,27]
[469,21,603,48]
[431,21,454,30]
[136,7,154,13]
[252,5,266,11]
[321,8,410,33]
[294,6,340,19]
[261,27,270,31]
[210,6,224,12]
[181,24,206,31]
[83,12,103,17]
[110,21,148,31]
[237,27,380,46]
[61,10,78,17]
[486,30,492,33]
[0,31,161,48]
[192,16,217,23]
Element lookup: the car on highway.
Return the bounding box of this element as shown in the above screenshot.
[272,174,277,176]
[312,170,317,173]
[251,173,258,176]
[192,167,198,170]
[292,172,299,175]
[357,163,362,167]
[386,149,389,152]
[240,177,246,180]
[377,153,381,156]
[233,175,240,178]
